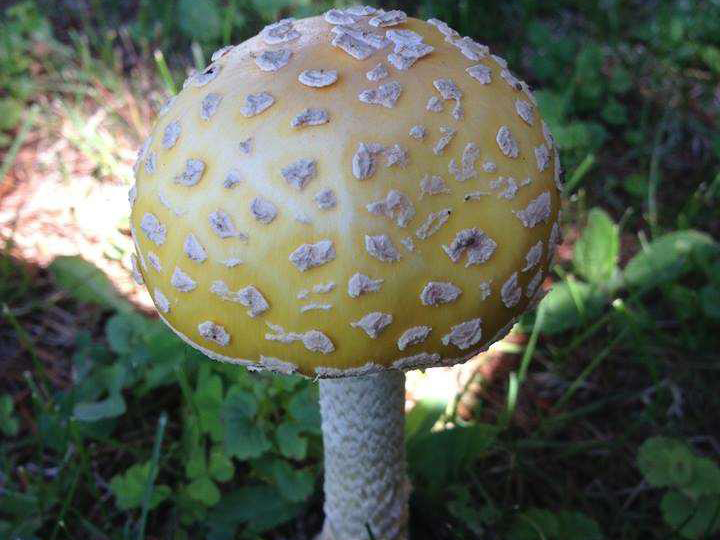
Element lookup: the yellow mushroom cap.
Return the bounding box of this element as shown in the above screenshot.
[129,9,562,378]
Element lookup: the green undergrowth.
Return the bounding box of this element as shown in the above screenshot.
[2,0,719,539]
[2,214,718,537]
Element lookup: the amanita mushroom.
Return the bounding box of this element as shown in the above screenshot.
[129,7,561,539]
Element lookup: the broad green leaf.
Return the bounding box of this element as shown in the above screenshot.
[509,509,602,540]
[273,460,314,502]
[405,398,446,443]
[176,489,208,526]
[553,121,606,151]
[276,421,308,460]
[73,395,126,422]
[287,384,321,433]
[638,437,695,488]
[73,362,127,422]
[109,462,170,510]
[187,475,221,506]
[624,231,718,290]
[536,281,606,334]
[574,208,619,285]
[408,424,498,491]
[685,457,720,498]
[140,323,186,391]
[446,486,484,535]
[534,90,569,126]
[272,373,303,393]
[178,0,222,42]
[105,313,146,356]
[48,256,133,312]
[101,363,127,395]
[224,417,271,460]
[556,511,603,540]
[144,321,187,357]
[223,385,258,419]
[508,508,559,540]
[207,485,303,533]
[209,449,234,482]
[661,491,720,539]
[222,383,269,458]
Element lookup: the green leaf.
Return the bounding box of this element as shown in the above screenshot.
[573,208,619,286]
[222,386,270,459]
[207,485,303,533]
[661,491,720,539]
[623,173,647,198]
[176,489,208,526]
[251,0,301,20]
[409,424,498,491]
[287,384,321,433]
[109,462,170,510]
[601,98,627,125]
[105,313,146,356]
[185,443,207,479]
[0,97,24,131]
[446,486,485,535]
[535,90,570,126]
[667,285,699,321]
[536,281,607,335]
[209,449,234,482]
[405,397,446,443]
[701,46,720,74]
[0,490,39,517]
[700,285,720,320]
[223,385,258,419]
[508,508,559,540]
[187,475,221,506]
[509,509,602,540]
[73,395,126,422]
[624,231,718,290]
[195,366,224,441]
[275,421,308,460]
[638,437,695,488]
[178,0,222,42]
[575,45,604,94]
[48,256,133,312]
[73,362,128,422]
[0,394,19,436]
[224,418,271,460]
[556,511,603,540]
[609,66,633,93]
[685,457,720,498]
[273,460,314,502]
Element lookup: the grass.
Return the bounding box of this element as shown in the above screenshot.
[1,0,719,539]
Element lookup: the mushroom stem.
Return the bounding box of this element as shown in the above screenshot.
[318,370,410,540]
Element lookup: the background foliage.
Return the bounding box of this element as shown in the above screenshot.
[1,0,719,538]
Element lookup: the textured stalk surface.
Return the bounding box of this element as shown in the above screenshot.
[318,370,409,540]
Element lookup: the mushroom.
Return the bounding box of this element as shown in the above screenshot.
[129,8,562,540]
